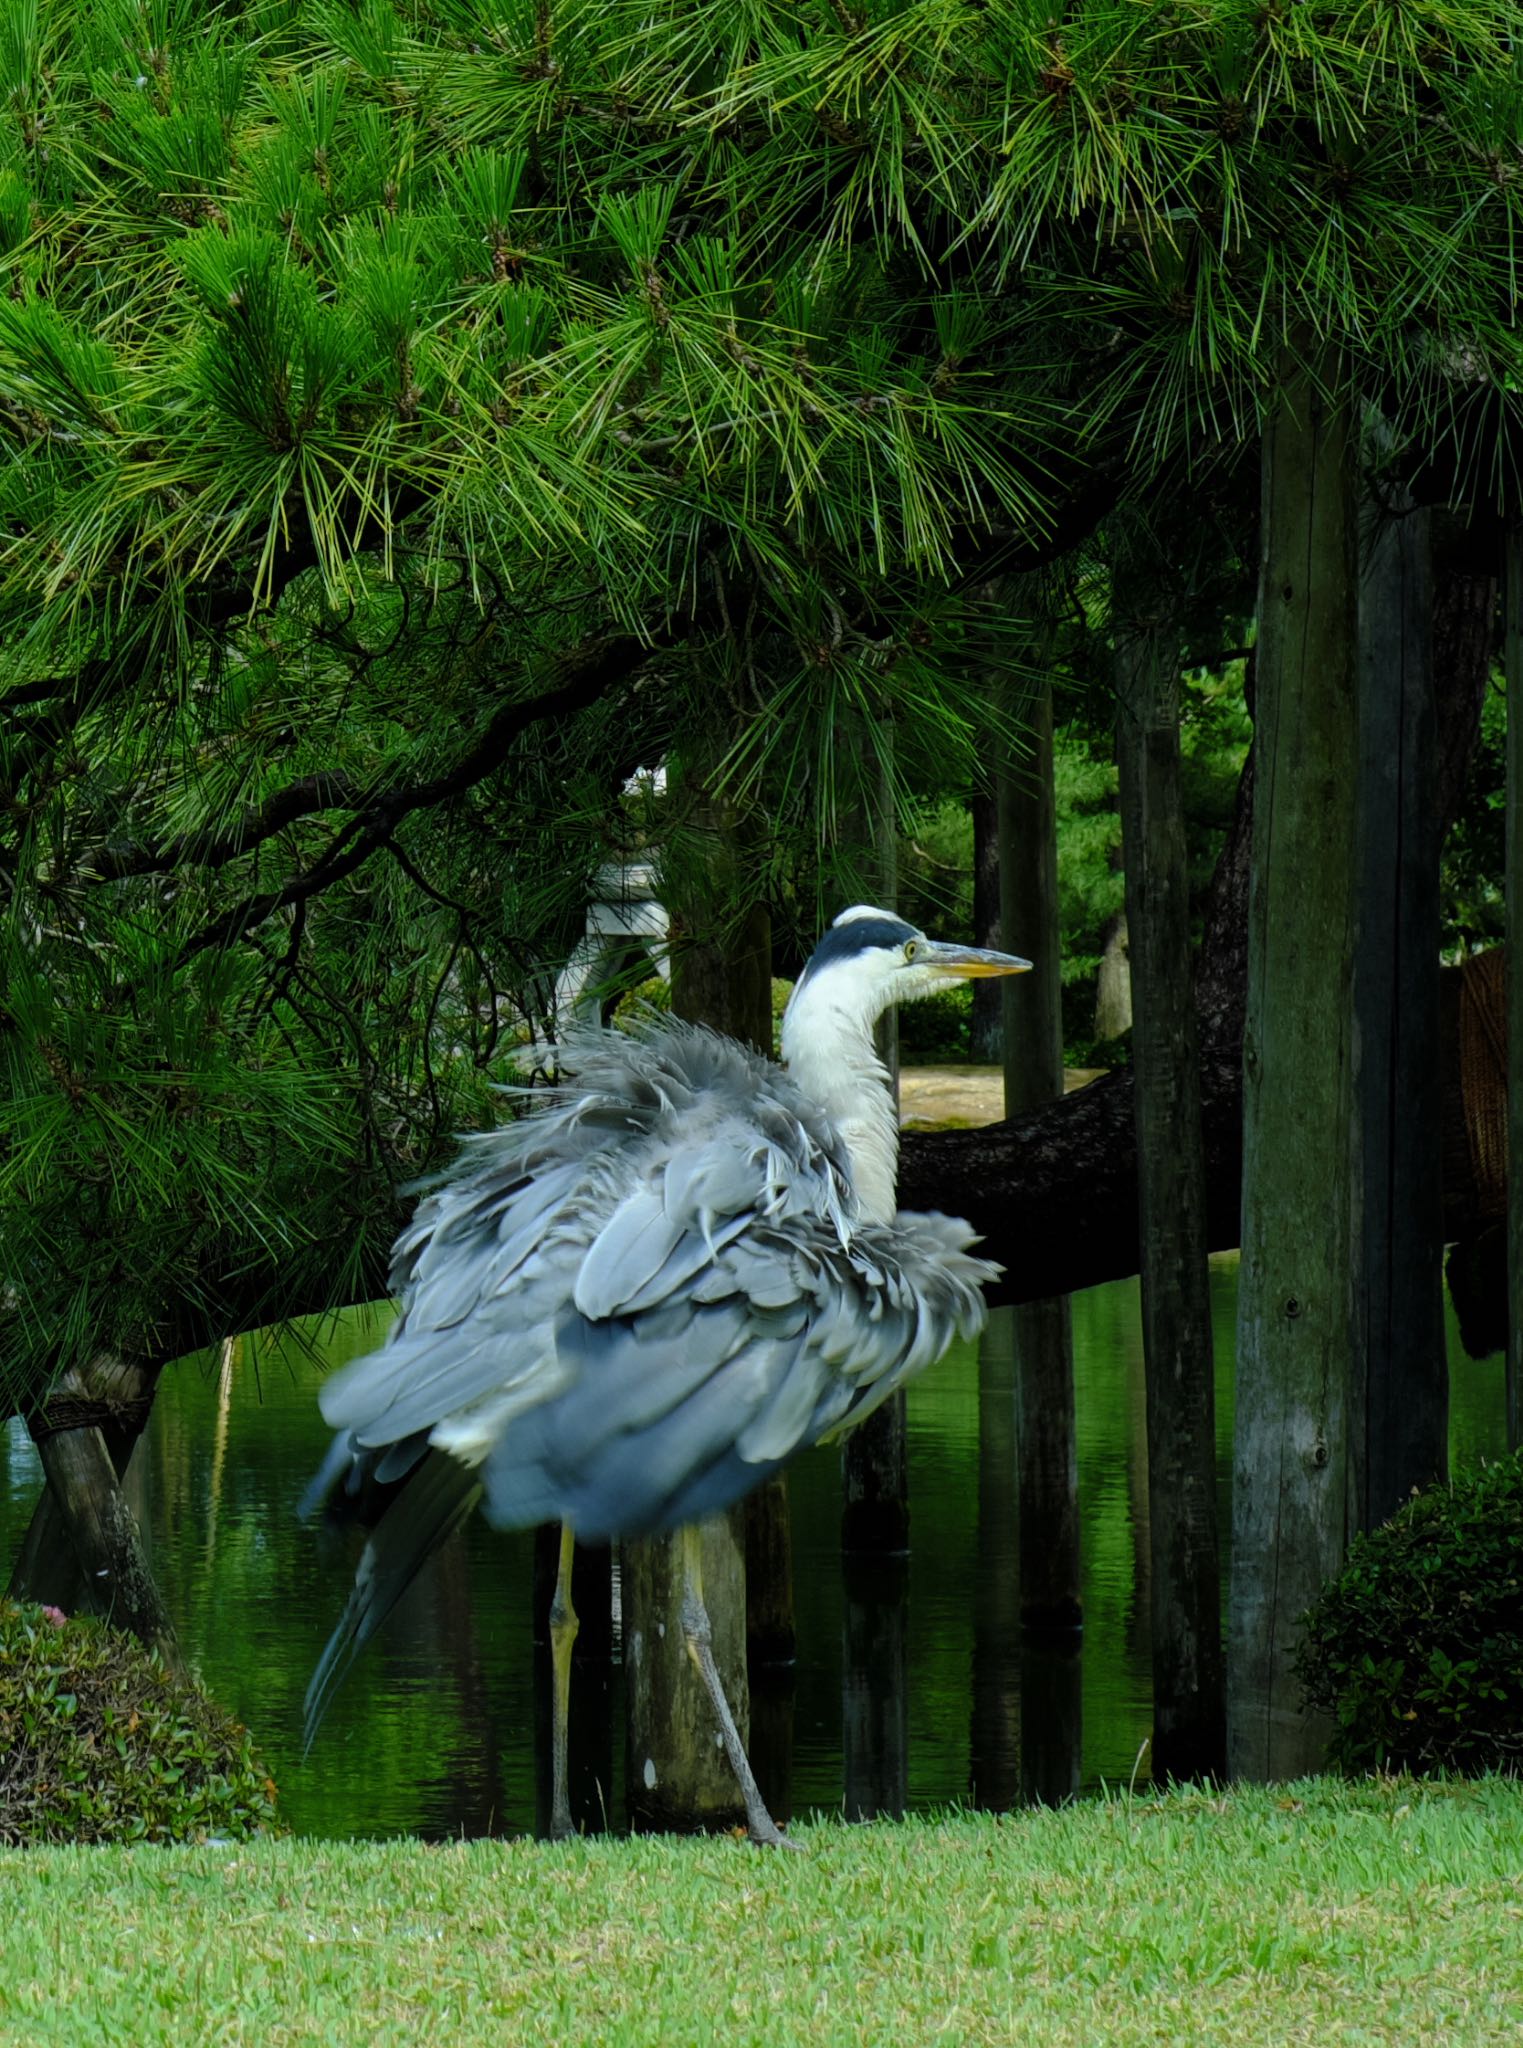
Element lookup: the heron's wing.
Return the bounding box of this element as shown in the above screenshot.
[479,1205,996,1541]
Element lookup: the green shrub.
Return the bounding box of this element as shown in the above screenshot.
[897,982,974,1062]
[1297,1456,1523,1777]
[0,1602,280,1846]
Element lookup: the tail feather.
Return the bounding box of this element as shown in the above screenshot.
[303,1450,482,1749]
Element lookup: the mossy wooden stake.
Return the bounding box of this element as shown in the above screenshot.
[1230,347,1359,1781]
[624,1508,753,1831]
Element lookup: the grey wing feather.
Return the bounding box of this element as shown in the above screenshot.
[479,1205,994,1540]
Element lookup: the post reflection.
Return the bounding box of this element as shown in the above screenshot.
[842,1551,908,1820]
[970,1308,1021,1809]
[1019,1632,1083,1808]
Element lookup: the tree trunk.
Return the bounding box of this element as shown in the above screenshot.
[970,777,1004,1061]
[1115,595,1225,1786]
[1507,522,1523,1453]
[1355,483,1447,1521]
[25,1362,182,1673]
[970,1306,1021,1808]
[897,539,1492,1302]
[1001,675,1081,1631]
[11,1354,168,1622]
[1230,347,1359,1782]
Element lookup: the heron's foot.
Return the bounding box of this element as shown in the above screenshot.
[748,1816,806,1852]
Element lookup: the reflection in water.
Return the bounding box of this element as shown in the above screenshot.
[0,1264,1507,1839]
[841,1553,908,1821]
[1012,1296,1083,1631]
[969,1307,1083,1806]
[970,1313,1021,1809]
[1020,1635,1084,1808]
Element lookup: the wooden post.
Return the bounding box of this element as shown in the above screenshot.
[743,1476,795,1668]
[1230,347,1359,1781]
[622,778,781,1830]
[1507,523,1523,1455]
[624,1508,753,1831]
[1115,596,1226,1785]
[1019,1634,1084,1808]
[1355,483,1447,1520]
[1000,675,1081,1630]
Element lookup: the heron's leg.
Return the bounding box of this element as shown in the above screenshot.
[678,1522,802,1851]
[548,1519,578,1842]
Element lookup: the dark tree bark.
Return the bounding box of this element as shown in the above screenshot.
[969,1307,1021,1808]
[1115,590,1225,1787]
[24,1361,182,1674]
[1354,486,1447,1524]
[10,1354,167,1623]
[1001,676,1081,1631]
[1231,346,1360,1782]
[970,778,1004,1061]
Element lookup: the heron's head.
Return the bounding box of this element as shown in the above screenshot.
[785,904,1031,1037]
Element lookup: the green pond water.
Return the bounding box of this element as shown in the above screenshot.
[1,1263,1506,1839]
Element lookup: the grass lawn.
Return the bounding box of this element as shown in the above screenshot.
[2,1777,1520,2045]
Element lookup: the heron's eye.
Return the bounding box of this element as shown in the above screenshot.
[903,940,918,962]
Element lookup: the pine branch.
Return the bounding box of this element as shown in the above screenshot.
[172,622,681,961]
[88,772,364,881]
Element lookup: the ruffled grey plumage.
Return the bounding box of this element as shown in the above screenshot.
[304,1011,1000,1738]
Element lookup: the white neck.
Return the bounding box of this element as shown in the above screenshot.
[780,970,899,1226]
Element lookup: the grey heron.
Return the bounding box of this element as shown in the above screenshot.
[304,905,1029,1843]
